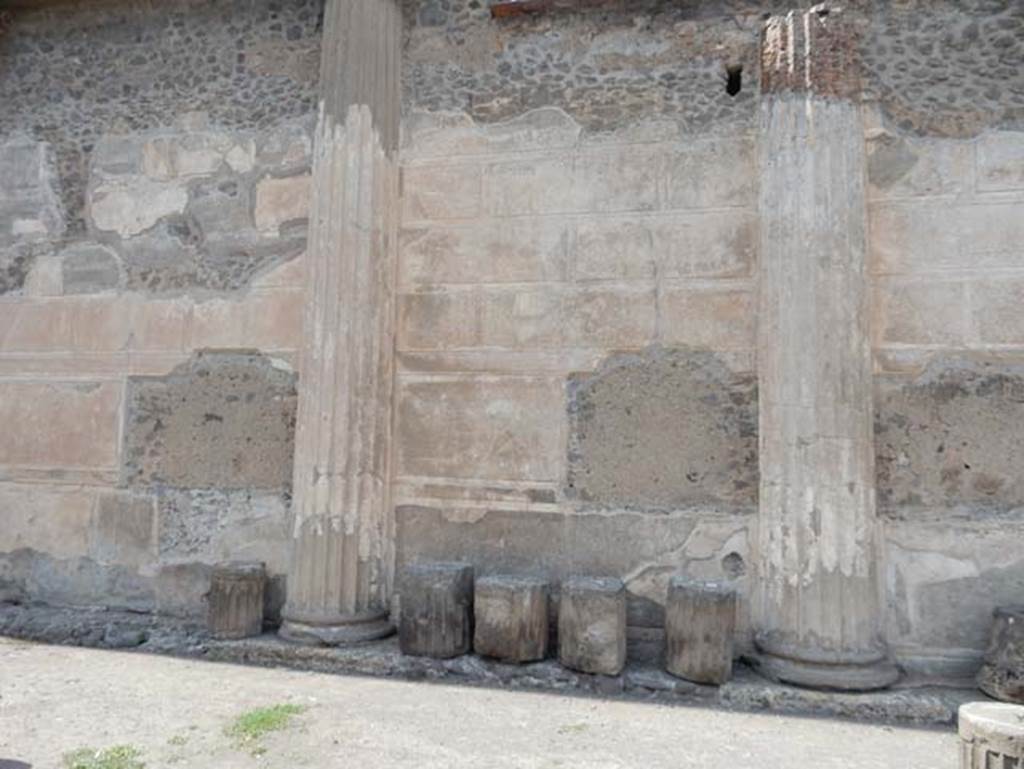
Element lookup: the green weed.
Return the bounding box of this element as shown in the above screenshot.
[62,745,145,769]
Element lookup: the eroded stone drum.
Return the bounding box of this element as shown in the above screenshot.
[208,561,265,640]
[399,562,474,659]
[474,575,548,663]
[558,576,626,676]
[978,606,1024,704]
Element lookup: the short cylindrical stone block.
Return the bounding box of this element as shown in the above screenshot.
[665,577,737,685]
[958,702,1024,769]
[208,561,265,640]
[558,576,627,676]
[474,575,549,663]
[399,562,474,659]
[978,606,1024,704]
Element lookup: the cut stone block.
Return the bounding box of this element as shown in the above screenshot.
[664,576,737,685]
[207,561,265,640]
[474,575,548,663]
[958,701,1024,769]
[399,562,474,659]
[558,576,626,676]
[978,606,1024,704]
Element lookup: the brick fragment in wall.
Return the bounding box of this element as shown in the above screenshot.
[567,348,758,511]
[760,5,863,100]
[123,351,296,491]
[875,358,1024,515]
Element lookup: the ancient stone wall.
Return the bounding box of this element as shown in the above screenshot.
[396,0,1024,674]
[868,118,1024,674]
[0,0,1022,675]
[0,0,317,617]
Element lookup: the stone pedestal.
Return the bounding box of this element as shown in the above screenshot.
[399,562,474,659]
[474,576,549,663]
[959,702,1024,769]
[978,606,1024,704]
[558,577,626,676]
[279,0,401,646]
[752,6,898,691]
[208,562,265,640]
[664,577,736,685]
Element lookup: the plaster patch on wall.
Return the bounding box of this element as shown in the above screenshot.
[567,347,758,511]
[876,358,1024,515]
[123,350,297,491]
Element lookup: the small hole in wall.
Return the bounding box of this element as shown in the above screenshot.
[726,65,743,97]
[722,552,746,578]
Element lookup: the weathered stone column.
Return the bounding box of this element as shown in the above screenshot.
[752,6,899,690]
[279,0,401,645]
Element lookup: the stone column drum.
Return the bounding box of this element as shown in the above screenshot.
[558,577,627,676]
[399,562,474,659]
[664,577,736,685]
[958,702,1024,769]
[474,576,549,663]
[208,562,265,640]
[978,606,1024,704]
[752,6,899,690]
[279,0,402,645]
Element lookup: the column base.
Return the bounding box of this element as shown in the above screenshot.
[279,609,394,646]
[750,651,901,692]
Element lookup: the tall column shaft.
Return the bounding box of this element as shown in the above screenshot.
[280,0,401,645]
[753,6,899,689]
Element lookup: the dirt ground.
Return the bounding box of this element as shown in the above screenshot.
[0,638,959,769]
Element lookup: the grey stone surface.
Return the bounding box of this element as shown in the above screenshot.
[0,138,64,294]
[399,562,474,659]
[978,606,1024,704]
[665,577,736,685]
[0,548,154,612]
[567,348,757,510]
[208,561,265,640]
[558,576,626,676]
[156,562,214,618]
[89,492,155,568]
[474,575,549,663]
[123,351,296,491]
[876,359,1024,515]
[60,242,121,294]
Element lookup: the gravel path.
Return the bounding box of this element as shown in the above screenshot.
[0,638,958,769]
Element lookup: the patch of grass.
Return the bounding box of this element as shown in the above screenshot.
[167,734,188,747]
[556,723,588,735]
[62,745,145,769]
[226,703,306,753]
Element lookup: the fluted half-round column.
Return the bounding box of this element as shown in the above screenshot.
[752,5,899,690]
[279,0,401,645]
